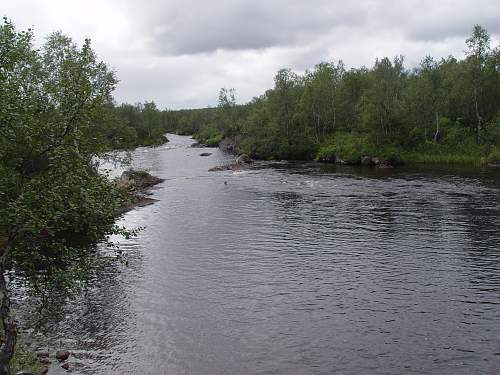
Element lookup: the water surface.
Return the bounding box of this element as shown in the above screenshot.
[39,134,500,374]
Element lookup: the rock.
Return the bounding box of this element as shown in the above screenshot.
[190,142,207,148]
[335,156,346,165]
[361,156,373,166]
[236,154,253,165]
[317,154,336,163]
[61,363,70,370]
[39,358,52,365]
[199,152,212,157]
[55,350,70,362]
[208,165,230,172]
[488,162,500,168]
[371,157,381,165]
[378,162,394,169]
[118,170,164,191]
[15,371,36,375]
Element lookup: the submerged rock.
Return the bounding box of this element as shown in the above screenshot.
[209,154,254,172]
[55,350,70,362]
[200,152,212,157]
[60,363,70,370]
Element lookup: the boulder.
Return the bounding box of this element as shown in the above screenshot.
[236,154,253,165]
[190,142,207,148]
[55,350,70,362]
[208,165,231,172]
[118,170,164,191]
[317,154,336,163]
[377,162,394,169]
[361,156,373,166]
[335,156,346,165]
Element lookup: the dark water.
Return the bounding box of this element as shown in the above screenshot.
[37,134,500,374]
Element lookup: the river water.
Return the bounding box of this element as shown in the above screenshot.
[35,134,500,374]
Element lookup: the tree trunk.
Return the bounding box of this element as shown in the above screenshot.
[433,111,440,143]
[474,89,482,143]
[0,236,16,375]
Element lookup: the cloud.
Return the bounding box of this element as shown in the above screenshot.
[2,0,499,108]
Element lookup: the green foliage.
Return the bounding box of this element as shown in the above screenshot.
[487,148,500,162]
[10,342,44,374]
[0,18,138,368]
[167,25,499,165]
[316,133,372,163]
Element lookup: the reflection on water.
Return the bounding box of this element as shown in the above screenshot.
[21,135,500,374]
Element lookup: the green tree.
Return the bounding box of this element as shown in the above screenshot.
[0,19,128,373]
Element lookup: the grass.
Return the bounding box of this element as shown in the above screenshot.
[10,341,45,374]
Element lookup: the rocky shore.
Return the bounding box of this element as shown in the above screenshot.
[116,169,165,214]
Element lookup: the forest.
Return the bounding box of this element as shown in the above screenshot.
[166,25,500,165]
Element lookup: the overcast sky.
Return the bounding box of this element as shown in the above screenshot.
[3,1,499,109]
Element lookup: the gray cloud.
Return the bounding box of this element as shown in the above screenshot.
[2,0,499,108]
[132,0,366,55]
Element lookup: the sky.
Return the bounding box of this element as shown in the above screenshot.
[3,0,499,109]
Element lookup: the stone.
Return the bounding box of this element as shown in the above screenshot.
[15,371,36,375]
[361,156,373,166]
[236,154,253,164]
[190,142,206,148]
[199,152,212,157]
[61,363,70,370]
[55,350,70,362]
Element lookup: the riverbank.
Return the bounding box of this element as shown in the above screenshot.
[187,131,500,169]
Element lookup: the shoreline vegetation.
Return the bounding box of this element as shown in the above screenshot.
[164,25,499,168]
[0,18,166,374]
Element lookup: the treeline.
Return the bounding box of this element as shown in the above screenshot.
[94,101,171,149]
[168,25,500,164]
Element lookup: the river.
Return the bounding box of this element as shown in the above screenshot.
[33,134,500,374]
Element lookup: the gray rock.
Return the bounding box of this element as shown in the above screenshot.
[190,142,207,148]
[55,350,70,362]
[236,154,253,165]
[378,162,394,169]
[361,156,373,166]
[335,156,346,164]
[15,371,36,375]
